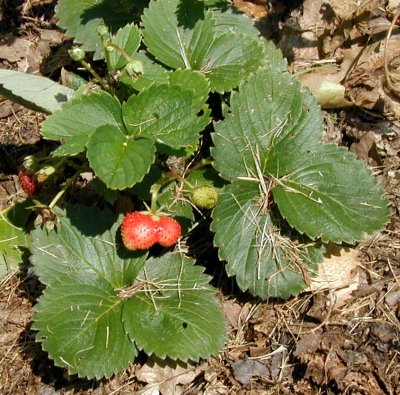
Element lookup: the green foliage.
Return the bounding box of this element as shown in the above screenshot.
[0,70,73,113]
[211,181,323,298]
[55,0,135,59]
[122,254,227,360]
[109,24,141,69]
[0,0,390,380]
[0,202,31,279]
[32,206,226,377]
[141,0,264,91]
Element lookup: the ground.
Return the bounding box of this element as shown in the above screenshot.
[0,0,399,394]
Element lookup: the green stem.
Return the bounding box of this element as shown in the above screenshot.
[80,60,109,91]
[48,170,81,209]
[187,158,213,173]
[106,43,133,63]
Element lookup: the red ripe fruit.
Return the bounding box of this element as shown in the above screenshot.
[155,216,182,248]
[18,170,40,196]
[121,212,157,250]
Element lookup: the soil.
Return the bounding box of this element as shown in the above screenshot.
[0,1,399,394]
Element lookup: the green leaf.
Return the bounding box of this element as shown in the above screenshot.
[118,51,170,94]
[0,70,73,113]
[122,253,227,360]
[199,32,263,92]
[31,205,146,378]
[186,167,226,189]
[212,8,260,39]
[168,69,210,107]
[211,181,322,299]
[31,205,147,287]
[142,0,213,70]
[157,182,194,233]
[271,145,390,243]
[109,23,141,70]
[41,91,123,156]
[56,0,135,59]
[212,68,321,181]
[87,125,156,190]
[261,40,288,72]
[33,277,137,379]
[122,84,210,150]
[141,0,264,91]
[212,67,389,246]
[0,202,31,279]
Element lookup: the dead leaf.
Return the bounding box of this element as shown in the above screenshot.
[307,246,360,308]
[136,357,204,395]
[233,0,268,20]
[231,358,269,388]
[350,131,383,166]
[300,71,353,108]
[0,37,31,63]
[222,299,243,328]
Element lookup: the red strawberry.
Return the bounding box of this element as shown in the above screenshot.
[155,216,182,248]
[18,170,40,196]
[121,212,157,250]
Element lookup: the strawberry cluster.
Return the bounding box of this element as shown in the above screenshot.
[121,211,181,251]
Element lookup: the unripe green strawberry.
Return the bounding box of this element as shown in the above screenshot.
[69,47,86,62]
[35,165,56,184]
[125,60,144,76]
[121,212,157,250]
[191,185,219,209]
[22,155,39,173]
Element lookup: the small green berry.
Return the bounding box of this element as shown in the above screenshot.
[191,185,219,209]
[68,47,86,62]
[97,24,109,37]
[125,60,144,76]
[36,165,56,184]
[22,155,39,173]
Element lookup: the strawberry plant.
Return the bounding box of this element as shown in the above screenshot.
[0,0,389,380]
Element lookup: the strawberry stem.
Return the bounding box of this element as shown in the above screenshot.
[48,170,81,209]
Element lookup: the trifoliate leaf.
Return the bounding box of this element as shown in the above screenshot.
[33,277,137,379]
[141,0,264,91]
[271,145,390,243]
[31,205,147,287]
[31,205,147,378]
[212,68,321,181]
[41,91,123,156]
[122,84,210,150]
[142,0,213,70]
[87,125,156,190]
[212,66,389,245]
[56,0,135,59]
[211,181,322,299]
[0,69,73,113]
[122,253,227,360]
[109,23,141,70]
